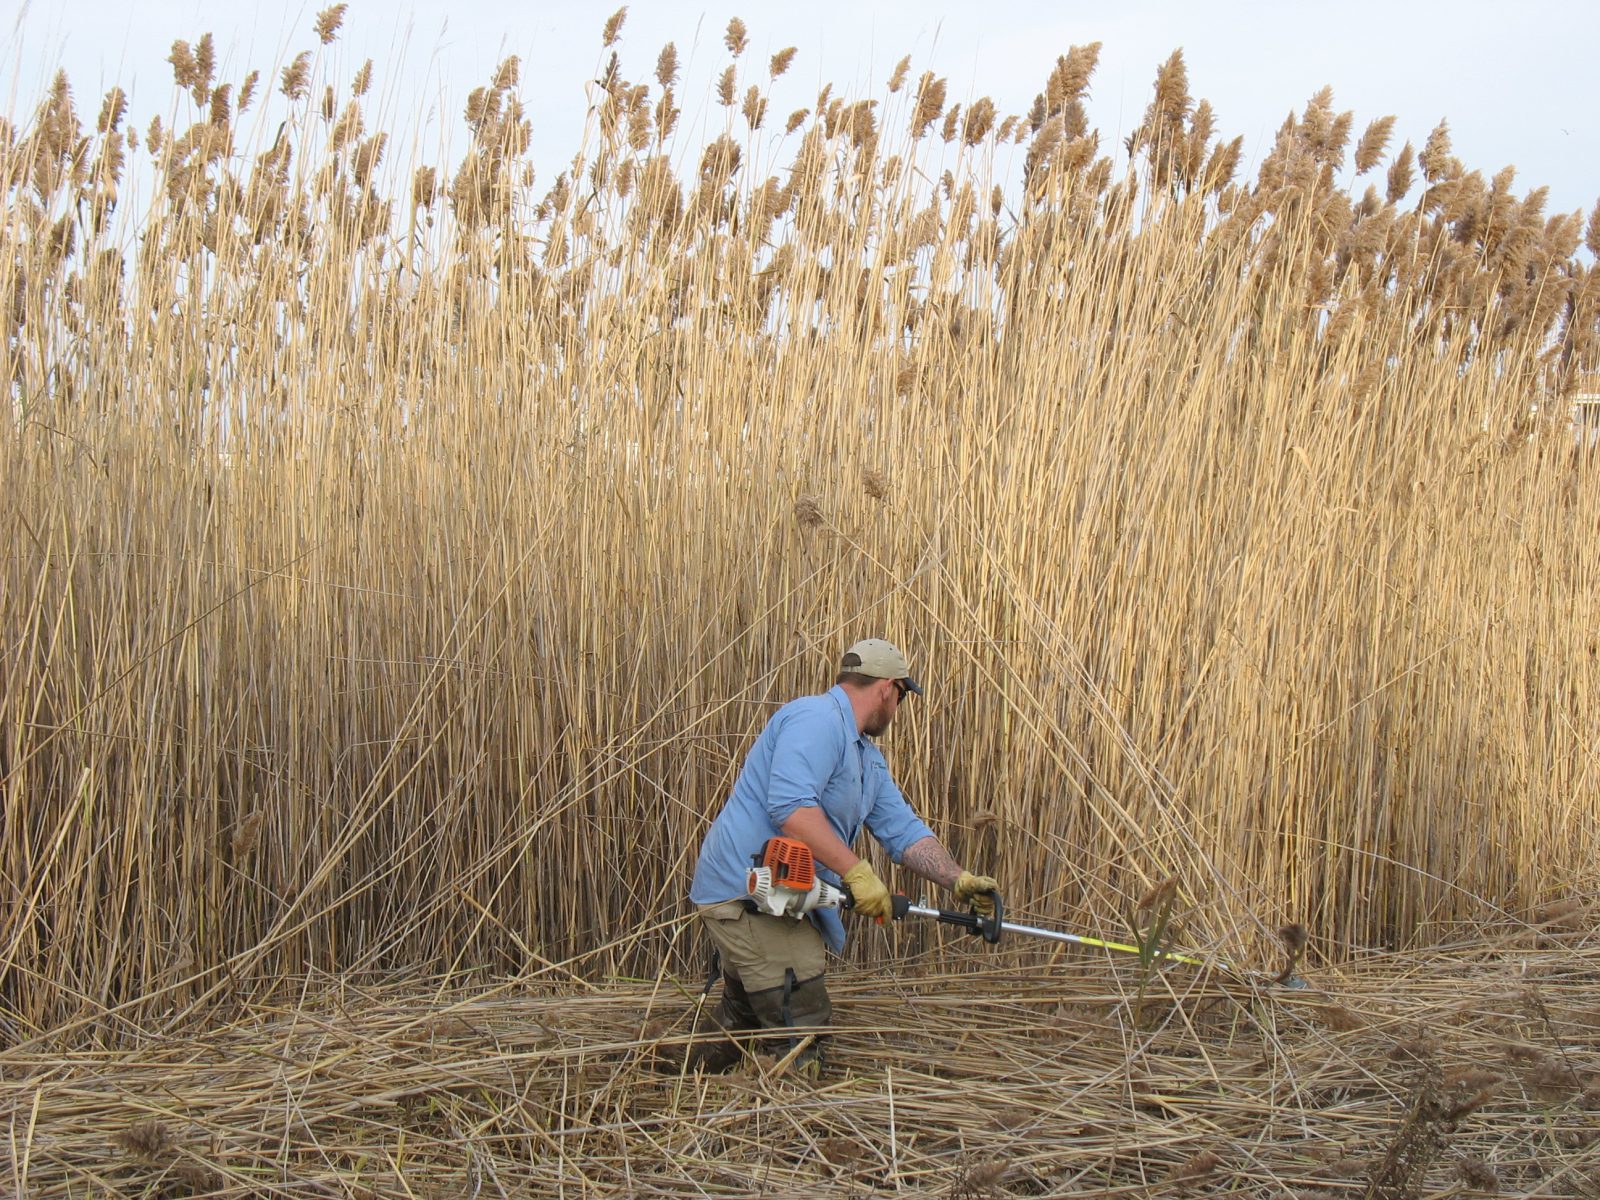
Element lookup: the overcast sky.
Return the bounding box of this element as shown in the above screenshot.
[6,0,1598,222]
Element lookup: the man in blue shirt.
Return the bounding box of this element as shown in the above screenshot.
[687,638,999,1075]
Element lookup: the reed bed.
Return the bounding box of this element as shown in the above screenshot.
[3,4,1600,1042]
[4,914,1599,1198]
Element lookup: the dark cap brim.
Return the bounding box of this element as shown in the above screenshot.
[903,676,924,696]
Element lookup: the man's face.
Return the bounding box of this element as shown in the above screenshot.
[862,677,907,738]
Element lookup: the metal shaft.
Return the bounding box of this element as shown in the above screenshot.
[902,904,1219,971]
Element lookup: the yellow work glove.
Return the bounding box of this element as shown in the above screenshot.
[841,861,893,921]
[954,870,999,917]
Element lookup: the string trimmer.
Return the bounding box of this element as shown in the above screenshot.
[748,837,1307,988]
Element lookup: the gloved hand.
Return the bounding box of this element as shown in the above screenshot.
[841,861,893,921]
[954,870,999,917]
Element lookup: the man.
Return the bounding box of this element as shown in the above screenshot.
[687,637,999,1074]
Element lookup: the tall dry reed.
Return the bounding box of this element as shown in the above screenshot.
[2,8,1598,1033]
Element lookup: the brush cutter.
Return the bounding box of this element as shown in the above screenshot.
[748,837,1307,988]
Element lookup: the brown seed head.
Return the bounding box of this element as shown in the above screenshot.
[967,1158,1009,1188]
[963,97,996,146]
[1386,142,1415,204]
[1046,43,1101,113]
[1456,1156,1498,1190]
[818,1136,864,1166]
[602,6,627,46]
[281,52,312,100]
[1165,1149,1222,1182]
[314,4,348,45]
[794,495,824,529]
[888,56,911,93]
[724,17,748,56]
[655,42,678,87]
[1419,120,1453,183]
[412,165,438,209]
[97,87,127,134]
[114,1118,174,1163]
[1136,876,1179,913]
[717,65,736,107]
[1436,1068,1503,1121]
[239,70,259,113]
[232,811,266,857]
[911,72,946,139]
[770,47,796,78]
[742,86,767,130]
[940,102,961,142]
[1354,115,1395,174]
[167,41,198,89]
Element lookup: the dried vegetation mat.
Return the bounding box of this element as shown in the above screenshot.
[5,922,1600,1199]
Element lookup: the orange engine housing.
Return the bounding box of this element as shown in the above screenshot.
[756,836,817,891]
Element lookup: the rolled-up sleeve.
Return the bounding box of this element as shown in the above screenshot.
[863,757,935,861]
[764,709,842,827]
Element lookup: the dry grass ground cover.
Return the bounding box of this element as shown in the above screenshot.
[5,917,1600,1198]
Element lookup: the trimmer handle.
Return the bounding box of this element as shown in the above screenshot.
[847,889,1005,945]
[977,889,1003,943]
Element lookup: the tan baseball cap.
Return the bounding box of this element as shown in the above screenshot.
[842,638,923,695]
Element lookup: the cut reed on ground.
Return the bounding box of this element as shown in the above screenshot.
[2,7,1599,1041]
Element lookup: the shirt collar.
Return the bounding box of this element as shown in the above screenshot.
[827,684,864,745]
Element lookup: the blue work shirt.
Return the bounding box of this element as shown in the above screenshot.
[690,685,936,953]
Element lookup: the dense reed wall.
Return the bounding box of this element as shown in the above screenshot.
[3,9,1598,1031]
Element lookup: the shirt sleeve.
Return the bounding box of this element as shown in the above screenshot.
[764,707,844,828]
[862,750,935,861]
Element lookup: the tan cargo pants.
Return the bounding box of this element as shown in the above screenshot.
[693,900,833,1069]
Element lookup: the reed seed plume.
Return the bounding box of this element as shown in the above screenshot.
[1354,114,1396,174]
[113,1119,174,1164]
[314,4,348,45]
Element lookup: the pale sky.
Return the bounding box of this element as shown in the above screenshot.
[6,0,1598,222]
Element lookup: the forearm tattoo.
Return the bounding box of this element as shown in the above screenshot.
[900,837,962,891]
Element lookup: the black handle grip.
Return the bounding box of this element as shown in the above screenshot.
[841,889,912,921]
[980,889,1003,944]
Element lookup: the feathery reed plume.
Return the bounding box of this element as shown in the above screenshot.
[1354,115,1395,174]
[113,1118,174,1163]
[654,42,678,87]
[770,47,797,78]
[280,52,311,100]
[742,86,766,130]
[314,4,348,45]
[1419,120,1453,182]
[887,55,911,93]
[1164,1149,1222,1182]
[602,6,627,46]
[716,66,736,107]
[232,811,266,857]
[910,72,946,139]
[724,17,748,56]
[1136,877,1179,913]
[1387,141,1416,203]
